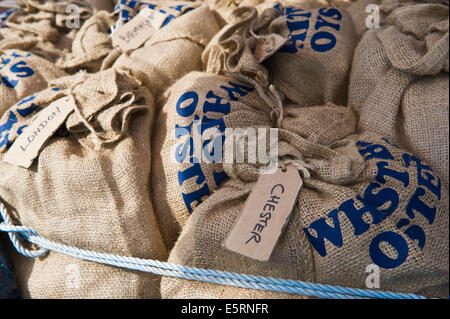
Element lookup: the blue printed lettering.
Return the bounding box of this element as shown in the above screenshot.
[318,7,342,20]
[175,115,199,139]
[304,137,442,269]
[0,51,35,88]
[10,61,34,78]
[403,225,426,250]
[303,209,343,257]
[178,162,206,186]
[376,161,409,187]
[357,141,394,160]
[369,231,409,269]
[403,154,441,200]
[219,82,254,101]
[212,170,228,187]
[310,31,337,52]
[278,6,342,53]
[182,183,211,214]
[0,111,18,148]
[176,91,198,117]
[203,91,231,115]
[405,187,436,225]
[315,15,341,31]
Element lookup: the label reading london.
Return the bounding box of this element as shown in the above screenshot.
[3,96,75,168]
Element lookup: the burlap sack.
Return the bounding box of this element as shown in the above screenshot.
[266,4,357,106]
[151,71,280,249]
[348,0,449,189]
[86,0,115,12]
[345,0,381,39]
[0,0,93,62]
[56,11,115,73]
[206,0,331,23]
[111,5,221,102]
[0,69,168,298]
[161,104,449,299]
[203,0,244,22]
[0,49,67,117]
[345,0,448,42]
[111,0,201,32]
[203,3,357,108]
[20,0,92,28]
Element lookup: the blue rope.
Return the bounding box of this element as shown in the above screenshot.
[0,203,428,299]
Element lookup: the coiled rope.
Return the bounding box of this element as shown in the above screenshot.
[0,202,428,299]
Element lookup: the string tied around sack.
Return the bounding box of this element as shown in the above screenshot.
[0,201,48,258]
[210,6,285,128]
[226,70,284,129]
[279,158,314,180]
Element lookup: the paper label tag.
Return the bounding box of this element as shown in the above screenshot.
[223,166,303,261]
[2,96,75,168]
[253,34,289,63]
[111,7,168,51]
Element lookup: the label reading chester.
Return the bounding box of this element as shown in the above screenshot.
[224,166,303,261]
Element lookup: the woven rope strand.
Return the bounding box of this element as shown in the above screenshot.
[0,203,428,299]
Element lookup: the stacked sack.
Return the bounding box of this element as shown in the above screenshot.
[0,69,168,298]
[0,0,93,62]
[152,2,358,248]
[111,3,221,102]
[111,0,200,29]
[0,0,222,299]
[59,0,204,74]
[0,49,67,116]
[349,0,449,189]
[0,0,447,300]
[159,1,448,299]
[160,93,449,299]
[1,0,118,74]
[151,71,272,248]
[55,10,116,73]
[203,4,357,107]
[0,0,97,117]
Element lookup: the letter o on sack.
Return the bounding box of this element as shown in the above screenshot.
[369,231,409,269]
[310,31,337,52]
[176,91,198,117]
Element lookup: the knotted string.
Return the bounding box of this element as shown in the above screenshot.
[279,158,314,180]
[0,201,48,258]
[225,71,284,129]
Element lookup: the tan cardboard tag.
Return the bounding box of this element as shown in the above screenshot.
[223,165,303,261]
[253,34,289,63]
[2,96,75,168]
[111,7,168,51]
